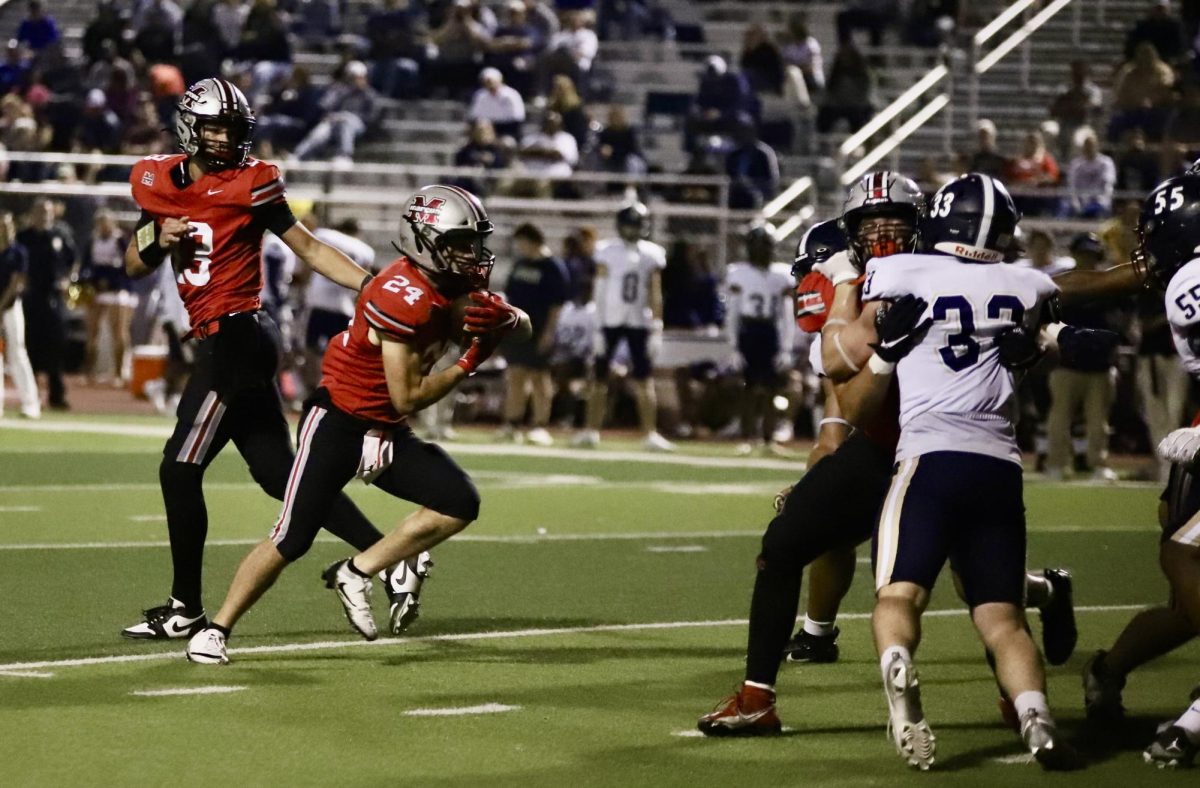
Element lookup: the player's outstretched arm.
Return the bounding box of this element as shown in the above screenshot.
[380,334,471,417]
[1053,262,1145,306]
[282,221,370,291]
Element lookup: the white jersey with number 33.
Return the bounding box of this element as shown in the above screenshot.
[862,252,1058,464]
[1165,258,1200,376]
[594,237,666,328]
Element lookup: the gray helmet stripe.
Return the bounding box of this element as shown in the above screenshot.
[976,174,995,250]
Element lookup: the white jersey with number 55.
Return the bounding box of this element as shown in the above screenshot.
[1165,258,1200,375]
[594,237,666,328]
[863,252,1058,463]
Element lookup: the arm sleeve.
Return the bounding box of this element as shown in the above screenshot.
[251,199,298,237]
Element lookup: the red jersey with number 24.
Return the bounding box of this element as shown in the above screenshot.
[129,153,286,327]
[321,257,455,424]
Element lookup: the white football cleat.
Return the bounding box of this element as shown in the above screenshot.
[525,427,554,446]
[883,652,936,770]
[643,431,676,453]
[1021,709,1083,770]
[185,627,229,665]
[570,429,600,448]
[121,597,207,640]
[380,551,433,635]
[322,559,378,641]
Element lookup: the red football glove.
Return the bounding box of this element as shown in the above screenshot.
[456,335,500,375]
[464,291,520,335]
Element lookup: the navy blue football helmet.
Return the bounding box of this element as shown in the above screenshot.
[792,219,848,278]
[1137,162,1200,289]
[920,173,1020,263]
[616,201,650,242]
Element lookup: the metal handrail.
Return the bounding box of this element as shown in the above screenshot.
[841,95,951,185]
[973,0,1041,47]
[838,65,949,158]
[975,0,1074,74]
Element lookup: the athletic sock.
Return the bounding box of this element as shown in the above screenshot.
[347,557,372,578]
[211,623,231,638]
[1174,699,1200,744]
[743,680,774,694]
[1013,690,1052,722]
[879,645,912,680]
[1024,572,1053,609]
[803,616,836,638]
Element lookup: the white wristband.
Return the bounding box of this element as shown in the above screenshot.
[831,272,859,286]
[818,417,852,428]
[1044,322,1065,341]
[868,353,896,375]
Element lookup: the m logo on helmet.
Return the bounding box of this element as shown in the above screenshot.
[406,196,446,226]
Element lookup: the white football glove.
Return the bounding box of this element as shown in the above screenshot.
[1158,427,1200,467]
[811,250,858,286]
[357,429,394,484]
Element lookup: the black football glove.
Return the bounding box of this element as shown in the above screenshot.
[871,295,932,363]
[995,325,1045,371]
[1058,326,1120,370]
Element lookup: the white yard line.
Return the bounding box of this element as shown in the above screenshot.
[0,418,807,470]
[131,686,246,697]
[0,670,54,678]
[404,703,520,717]
[646,546,709,553]
[0,605,1147,674]
[0,506,40,512]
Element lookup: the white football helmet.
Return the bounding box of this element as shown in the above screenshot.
[175,77,256,169]
[396,184,495,290]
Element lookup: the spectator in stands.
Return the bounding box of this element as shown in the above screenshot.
[0,209,37,418]
[1101,197,1142,268]
[1044,232,1120,481]
[73,89,121,153]
[256,66,322,155]
[487,0,540,97]
[740,24,785,96]
[82,2,128,65]
[676,137,723,205]
[1066,129,1117,218]
[122,92,172,155]
[367,0,430,100]
[596,104,646,175]
[16,1,58,55]
[1165,76,1200,150]
[1,92,44,181]
[906,0,960,48]
[686,55,757,149]
[80,209,133,386]
[0,40,29,96]
[237,0,293,102]
[817,42,874,133]
[131,0,183,64]
[837,0,897,48]
[18,199,74,411]
[84,39,131,94]
[499,222,569,446]
[148,60,186,125]
[1007,129,1059,217]
[1021,228,1075,276]
[967,118,1009,179]
[468,67,526,140]
[452,119,509,195]
[1125,0,1187,63]
[782,12,824,94]
[548,74,589,146]
[515,110,579,194]
[430,0,491,100]
[524,0,560,45]
[1050,60,1104,159]
[1115,127,1162,192]
[212,0,247,55]
[291,0,340,51]
[540,9,599,96]
[725,115,780,209]
[290,61,378,163]
[1110,41,1175,141]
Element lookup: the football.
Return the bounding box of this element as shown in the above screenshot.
[447,291,474,347]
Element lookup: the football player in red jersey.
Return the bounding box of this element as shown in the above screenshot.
[121,77,393,640]
[185,185,532,664]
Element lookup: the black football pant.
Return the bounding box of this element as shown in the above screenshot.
[22,298,67,407]
[159,312,384,610]
[745,431,894,686]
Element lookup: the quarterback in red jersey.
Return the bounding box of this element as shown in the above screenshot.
[120,77,391,641]
[186,185,532,664]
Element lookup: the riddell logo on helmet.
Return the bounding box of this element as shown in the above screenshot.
[406,196,446,226]
[951,244,999,261]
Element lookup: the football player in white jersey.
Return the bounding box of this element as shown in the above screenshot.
[725,222,796,455]
[1083,163,1200,769]
[573,202,674,451]
[825,174,1090,771]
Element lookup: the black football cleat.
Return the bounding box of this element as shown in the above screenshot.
[783,627,839,664]
[1039,568,1077,666]
[1144,725,1197,769]
[121,597,207,640]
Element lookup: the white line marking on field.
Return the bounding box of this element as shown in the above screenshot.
[646,545,708,553]
[404,703,520,717]
[647,482,779,496]
[0,506,40,512]
[992,753,1036,765]
[0,419,807,470]
[0,530,767,551]
[129,514,166,523]
[0,482,256,493]
[0,670,54,678]
[131,686,247,697]
[0,605,1148,674]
